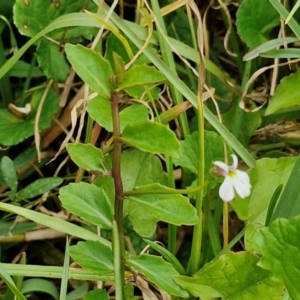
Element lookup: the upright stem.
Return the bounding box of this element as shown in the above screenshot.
[111,92,125,299]
[187,4,206,274]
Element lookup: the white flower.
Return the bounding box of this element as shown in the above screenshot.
[213,154,251,202]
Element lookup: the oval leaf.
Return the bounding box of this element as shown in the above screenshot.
[87,96,149,133]
[70,241,114,274]
[1,156,18,193]
[126,254,189,298]
[65,44,113,99]
[122,121,181,158]
[59,182,113,229]
[16,177,63,200]
[66,143,104,173]
[117,64,165,90]
[127,183,198,226]
[127,202,157,237]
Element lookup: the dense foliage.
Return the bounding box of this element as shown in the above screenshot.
[1,0,300,299]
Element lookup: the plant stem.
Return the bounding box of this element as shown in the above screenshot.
[113,220,124,300]
[223,202,229,247]
[150,0,190,255]
[123,181,208,196]
[186,6,206,273]
[187,86,205,275]
[166,156,176,254]
[111,92,125,299]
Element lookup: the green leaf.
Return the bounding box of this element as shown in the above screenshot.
[260,48,300,59]
[265,184,283,226]
[59,182,113,229]
[243,37,299,61]
[232,157,296,226]
[126,254,189,298]
[66,143,105,173]
[93,176,115,206]
[2,263,112,281]
[104,33,151,66]
[87,96,149,132]
[173,276,221,300]
[221,108,261,147]
[16,177,63,201]
[83,289,109,300]
[21,279,59,299]
[66,283,89,300]
[0,263,26,300]
[0,88,59,146]
[70,241,114,274]
[253,216,300,300]
[173,130,227,195]
[174,252,284,299]
[127,183,198,226]
[13,0,88,37]
[36,39,69,82]
[122,121,181,158]
[65,44,113,98]
[173,130,225,174]
[110,149,167,235]
[119,104,149,132]
[117,64,165,90]
[0,221,36,236]
[124,85,160,100]
[112,52,125,84]
[0,11,254,167]
[0,202,110,247]
[1,156,18,193]
[124,283,139,300]
[236,0,280,48]
[60,238,70,299]
[127,202,158,237]
[144,239,185,274]
[272,154,300,220]
[119,149,168,191]
[66,281,89,300]
[8,61,44,78]
[265,70,300,115]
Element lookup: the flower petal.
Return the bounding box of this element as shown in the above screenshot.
[229,154,238,170]
[232,171,251,199]
[213,161,229,175]
[235,170,251,185]
[219,176,235,202]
